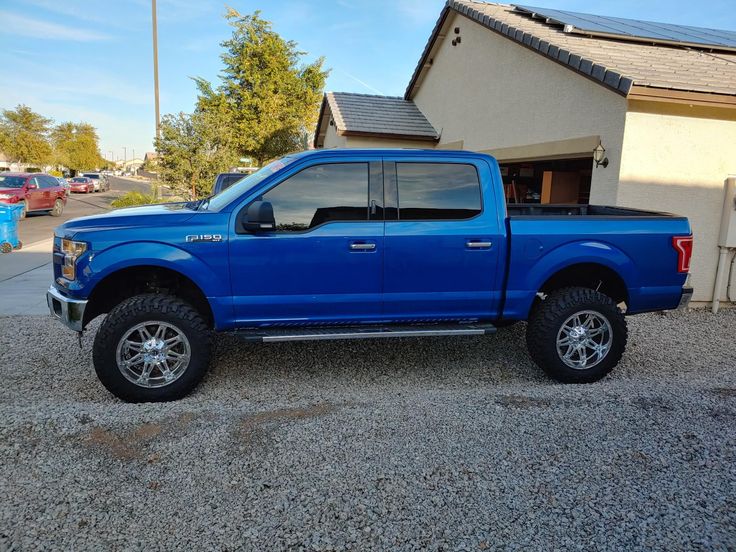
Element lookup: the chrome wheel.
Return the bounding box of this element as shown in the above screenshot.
[556,310,613,370]
[115,321,191,388]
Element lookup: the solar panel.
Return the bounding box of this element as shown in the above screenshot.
[513,4,736,52]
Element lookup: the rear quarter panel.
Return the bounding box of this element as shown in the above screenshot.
[504,216,692,319]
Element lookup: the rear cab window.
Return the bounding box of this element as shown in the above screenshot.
[393,162,482,220]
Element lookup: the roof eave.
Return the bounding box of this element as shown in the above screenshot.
[340,129,440,142]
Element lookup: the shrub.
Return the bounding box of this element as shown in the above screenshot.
[111,191,162,208]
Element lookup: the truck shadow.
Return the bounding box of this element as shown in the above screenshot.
[207,324,543,389]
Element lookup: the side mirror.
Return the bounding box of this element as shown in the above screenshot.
[27,181,38,189]
[242,200,275,232]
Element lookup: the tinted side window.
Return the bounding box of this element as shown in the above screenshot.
[395,163,481,220]
[262,163,368,231]
[41,176,57,188]
[221,175,242,191]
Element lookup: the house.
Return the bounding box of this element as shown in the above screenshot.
[314,0,736,304]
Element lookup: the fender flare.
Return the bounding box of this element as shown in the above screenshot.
[81,241,225,298]
[505,240,638,319]
[528,240,638,293]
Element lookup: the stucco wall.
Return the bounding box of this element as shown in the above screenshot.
[618,102,736,302]
[411,12,628,205]
[322,124,435,150]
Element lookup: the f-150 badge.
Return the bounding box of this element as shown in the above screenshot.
[185,234,223,243]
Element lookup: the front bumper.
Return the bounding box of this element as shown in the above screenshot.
[47,285,87,331]
[677,286,694,310]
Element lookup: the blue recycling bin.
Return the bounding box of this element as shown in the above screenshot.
[0,204,23,253]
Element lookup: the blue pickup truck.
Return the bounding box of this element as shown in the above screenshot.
[47,149,693,402]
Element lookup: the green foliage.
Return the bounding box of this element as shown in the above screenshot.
[52,122,102,172]
[194,9,328,167]
[0,105,105,172]
[0,105,53,165]
[154,111,237,200]
[111,190,163,208]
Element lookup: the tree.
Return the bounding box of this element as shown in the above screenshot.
[194,9,328,166]
[154,111,237,200]
[0,105,52,166]
[51,122,103,172]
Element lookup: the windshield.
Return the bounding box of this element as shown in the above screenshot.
[71,177,87,182]
[83,173,100,179]
[0,176,26,188]
[203,156,297,211]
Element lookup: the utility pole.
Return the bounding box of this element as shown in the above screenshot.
[123,147,127,170]
[152,0,161,140]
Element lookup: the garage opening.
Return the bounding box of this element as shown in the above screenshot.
[500,157,593,204]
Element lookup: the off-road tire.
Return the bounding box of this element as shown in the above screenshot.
[526,287,627,383]
[50,199,64,217]
[93,294,211,402]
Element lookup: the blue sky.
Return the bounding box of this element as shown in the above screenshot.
[1,0,735,160]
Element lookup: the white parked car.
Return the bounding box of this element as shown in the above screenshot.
[81,172,108,192]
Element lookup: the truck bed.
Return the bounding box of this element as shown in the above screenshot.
[503,204,691,319]
[507,204,687,220]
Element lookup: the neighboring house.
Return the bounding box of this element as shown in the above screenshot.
[314,0,736,304]
[117,158,144,174]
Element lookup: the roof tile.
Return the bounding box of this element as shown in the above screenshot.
[325,92,439,139]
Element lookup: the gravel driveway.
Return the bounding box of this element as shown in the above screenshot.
[1,309,735,551]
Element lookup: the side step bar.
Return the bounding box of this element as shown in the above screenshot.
[234,323,496,343]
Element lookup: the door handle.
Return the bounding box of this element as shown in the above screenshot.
[350,242,376,251]
[466,241,492,249]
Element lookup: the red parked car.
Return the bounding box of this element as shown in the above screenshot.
[0,173,67,218]
[69,177,94,194]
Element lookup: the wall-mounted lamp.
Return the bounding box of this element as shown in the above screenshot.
[593,142,609,168]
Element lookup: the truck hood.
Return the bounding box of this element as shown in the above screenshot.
[58,202,198,235]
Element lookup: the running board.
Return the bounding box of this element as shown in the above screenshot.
[234,323,497,343]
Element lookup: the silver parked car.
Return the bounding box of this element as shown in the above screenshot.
[81,172,108,192]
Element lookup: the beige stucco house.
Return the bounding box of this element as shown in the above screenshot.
[314,0,736,305]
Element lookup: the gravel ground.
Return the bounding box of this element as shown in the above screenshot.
[1,309,735,551]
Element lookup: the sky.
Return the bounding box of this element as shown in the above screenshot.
[1,0,735,161]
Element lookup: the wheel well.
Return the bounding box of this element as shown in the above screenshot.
[83,266,214,328]
[538,263,629,306]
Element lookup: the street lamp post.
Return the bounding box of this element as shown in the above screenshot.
[152,0,161,140]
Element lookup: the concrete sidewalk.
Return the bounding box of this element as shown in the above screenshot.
[0,238,54,315]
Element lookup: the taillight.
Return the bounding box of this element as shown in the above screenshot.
[672,235,693,273]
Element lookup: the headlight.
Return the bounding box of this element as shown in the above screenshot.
[61,239,87,280]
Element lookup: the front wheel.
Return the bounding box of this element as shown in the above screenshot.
[526,287,627,383]
[18,201,27,219]
[93,294,211,402]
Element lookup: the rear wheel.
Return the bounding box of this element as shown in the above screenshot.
[526,287,627,383]
[50,198,64,217]
[93,294,211,402]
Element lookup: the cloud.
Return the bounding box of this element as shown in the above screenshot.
[336,69,386,95]
[20,0,134,30]
[394,0,439,26]
[0,11,111,41]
